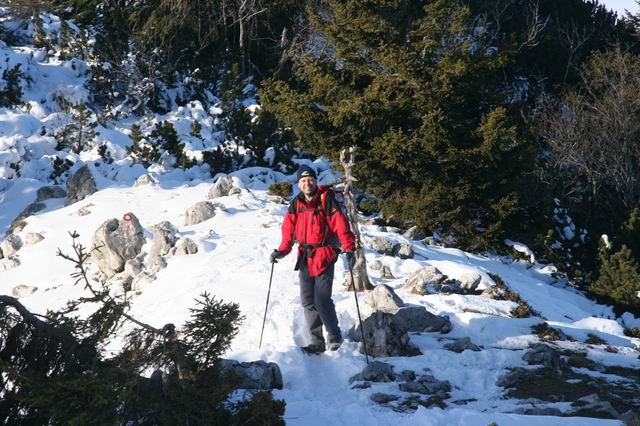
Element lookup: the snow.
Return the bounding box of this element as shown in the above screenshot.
[0,18,636,425]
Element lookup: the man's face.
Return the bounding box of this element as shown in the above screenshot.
[298,176,317,197]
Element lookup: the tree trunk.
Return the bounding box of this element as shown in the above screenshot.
[340,147,373,292]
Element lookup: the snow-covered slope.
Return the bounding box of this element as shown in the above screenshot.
[1,174,638,426]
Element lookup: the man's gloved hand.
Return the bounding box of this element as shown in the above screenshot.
[270,249,285,264]
[345,251,356,269]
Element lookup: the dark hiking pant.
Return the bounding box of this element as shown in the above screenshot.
[299,262,341,345]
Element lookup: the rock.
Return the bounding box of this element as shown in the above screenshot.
[12,284,37,298]
[571,394,620,419]
[523,343,561,371]
[436,281,461,294]
[422,236,447,247]
[11,202,44,228]
[497,367,530,388]
[459,272,482,291]
[124,259,144,277]
[364,284,405,314]
[370,236,397,256]
[173,238,198,255]
[399,375,451,395]
[620,410,640,426]
[444,337,481,353]
[371,393,400,404]
[134,173,156,187]
[148,255,168,273]
[349,361,396,383]
[229,187,242,196]
[393,243,414,259]
[524,407,563,416]
[1,234,23,256]
[397,370,416,382]
[381,265,395,279]
[36,185,66,202]
[352,306,450,357]
[370,259,383,271]
[77,205,92,216]
[404,267,445,295]
[207,175,235,199]
[402,226,425,241]
[481,286,507,300]
[91,214,146,278]
[24,232,44,246]
[220,359,283,390]
[130,271,156,292]
[65,165,97,206]
[149,221,179,260]
[351,381,371,389]
[184,201,223,226]
[0,256,20,271]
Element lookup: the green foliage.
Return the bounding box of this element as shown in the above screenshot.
[0,64,24,107]
[203,146,234,176]
[191,120,202,138]
[263,0,538,250]
[58,18,73,60]
[591,244,640,309]
[268,181,292,199]
[0,233,285,425]
[49,156,74,183]
[126,123,159,167]
[57,103,98,154]
[149,121,186,167]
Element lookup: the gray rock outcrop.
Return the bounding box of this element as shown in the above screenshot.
[12,284,37,298]
[36,185,66,202]
[0,256,20,271]
[381,265,395,279]
[523,343,561,371]
[91,213,146,278]
[173,238,198,256]
[349,361,396,383]
[369,260,383,271]
[364,284,405,314]
[459,272,482,291]
[398,374,451,395]
[370,236,397,256]
[134,173,157,187]
[402,226,425,241]
[393,243,414,259]
[184,201,223,225]
[220,359,283,390]
[24,233,44,246]
[207,175,235,199]
[66,165,97,206]
[404,266,445,295]
[148,221,179,260]
[1,234,23,257]
[444,337,481,353]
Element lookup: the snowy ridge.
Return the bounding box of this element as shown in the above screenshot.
[1,174,638,425]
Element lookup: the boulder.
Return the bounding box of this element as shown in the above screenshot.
[130,271,156,292]
[207,175,235,199]
[1,234,23,257]
[398,374,451,395]
[459,272,482,291]
[124,259,144,277]
[497,367,531,388]
[369,260,383,271]
[620,410,640,426]
[370,393,400,404]
[396,370,416,382]
[24,232,44,246]
[12,284,37,298]
[0,256,20,271]
[403,266,445,295]
[522,343,561,371]
[10,202,44,230]
[35,185,66,202]
[444,337,481,353]
[66,165,97,206]
[173,238,198,256]
[91,214,146,278]
[148,255,168,273]
[184,201,223,226]
[148,221,179,260]
[481,286,507,300]
[370,236,397,256]
[381,265,395,279]
[364,284,405,314]
[220,359,283,390]
[352,306,450,357]
[523,407,563,416]
[134,173,157,187]
[570,394,619,419]
[402,226,425,241]
[349,361,396,383]
[77,205,92,216]
[393,243,414,259]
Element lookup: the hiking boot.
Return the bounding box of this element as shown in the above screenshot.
[301,342,326,355]
[328,335,343,351]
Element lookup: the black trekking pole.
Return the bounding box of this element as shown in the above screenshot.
[259,261,276,349]
[349,264,370,365]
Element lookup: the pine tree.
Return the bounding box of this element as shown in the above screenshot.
[191,120,202,138]
[127,123,159,167]
[591,244,640,309]
[32,10,48,49]
[219,65,252,168]
[0,64,24,107]
[150,121,186,167]
[58,18,73,60]
[262,0,536,250]
[59,104,98,154]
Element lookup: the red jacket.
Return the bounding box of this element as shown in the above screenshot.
[278,185,356,277]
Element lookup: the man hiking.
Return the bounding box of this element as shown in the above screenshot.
[271,165,356,354]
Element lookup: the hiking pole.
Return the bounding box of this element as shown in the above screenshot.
[259,261,276,349]
[349,265,369,365]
